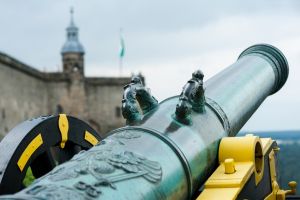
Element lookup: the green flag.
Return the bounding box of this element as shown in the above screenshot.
[119,34,125,58]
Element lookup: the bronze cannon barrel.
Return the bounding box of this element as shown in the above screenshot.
[0,44,289,199]
[205,44,288,136]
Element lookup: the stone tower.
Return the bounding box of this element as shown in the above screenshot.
[60,8,87,118]
[61,8,85,76]
[0,8,130,137]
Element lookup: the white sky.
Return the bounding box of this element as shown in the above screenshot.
[0,1,299,131]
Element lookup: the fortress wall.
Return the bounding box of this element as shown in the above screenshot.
[46,81,70,115]
[0,53,132,138]
[46,79,88,120]
[0,62,48,136]
[47,78,128,136]
[85,83,126,136]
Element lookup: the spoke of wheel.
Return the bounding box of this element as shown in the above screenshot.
[31,148,56,178]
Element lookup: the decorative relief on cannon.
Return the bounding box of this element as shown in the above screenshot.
[25,184,86,199]
[113,130,141,140]
[22,133,162,199]
[175,70,206,124]
[122,76,158,124]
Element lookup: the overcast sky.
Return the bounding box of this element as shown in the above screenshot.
[0,1,299,131]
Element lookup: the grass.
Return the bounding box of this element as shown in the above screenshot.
[23,167,35,187]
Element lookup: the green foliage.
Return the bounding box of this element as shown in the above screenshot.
[23,167,35,187]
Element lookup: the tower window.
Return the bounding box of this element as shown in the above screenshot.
[115,107,121,118]
[56,104,64,114]
[73,66,79,72]
[2,109,5,119]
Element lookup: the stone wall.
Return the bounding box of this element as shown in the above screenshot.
[0,54,48,135]
[46,77,129,136]
[0,52,130,138]
[85,78,128,136]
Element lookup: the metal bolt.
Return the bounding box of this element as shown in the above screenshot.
[224,158,235,174]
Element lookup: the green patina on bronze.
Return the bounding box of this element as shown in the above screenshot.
[0,44,289,200]
[122,76,158,124]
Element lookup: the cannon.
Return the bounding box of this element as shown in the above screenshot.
[0,44,297,199]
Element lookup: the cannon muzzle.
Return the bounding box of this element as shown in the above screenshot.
[0,44,289,199]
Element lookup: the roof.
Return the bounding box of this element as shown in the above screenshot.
[61,9,85,55]
[0,51,130,84]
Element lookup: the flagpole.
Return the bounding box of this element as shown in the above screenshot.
[119,28,125,77]
[119,56,123,76]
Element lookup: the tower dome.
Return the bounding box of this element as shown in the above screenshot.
[61,8,85,55]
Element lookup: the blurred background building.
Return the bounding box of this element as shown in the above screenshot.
[0,11,130,137]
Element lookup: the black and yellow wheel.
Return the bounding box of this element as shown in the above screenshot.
[0,114,102,194]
